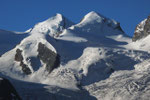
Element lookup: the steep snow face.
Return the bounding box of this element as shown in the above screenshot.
[69,11,124,35]
[128,34,150,52]
[80,11,117,28]
[80,11,107,25]
[31,13,74,37]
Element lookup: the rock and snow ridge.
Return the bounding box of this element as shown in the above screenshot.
[0,11,150,100]
[132,15,150,41]
[128,16,150,51]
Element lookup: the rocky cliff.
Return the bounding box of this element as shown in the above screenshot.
[132,15,150,41]
[37,42,60,73]
[15,49,32,75]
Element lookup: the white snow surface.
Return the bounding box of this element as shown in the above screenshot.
[0,11,150,100]
[31,13,74,37]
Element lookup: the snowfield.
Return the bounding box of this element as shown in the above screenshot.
[0,11,150,100]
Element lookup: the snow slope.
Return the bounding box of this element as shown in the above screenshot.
[0,11,150,100]
[31,13,74,37]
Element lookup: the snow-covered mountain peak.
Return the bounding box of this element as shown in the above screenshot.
[79,11,119,27]
[46,13,64,23]
[69,11,124,36]
[30,13,74,37]
[80,11,106,24]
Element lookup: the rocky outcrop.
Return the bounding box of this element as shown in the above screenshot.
[15,49,23,62]
[144,16,150,35]
[15,49,32,75]
[0,77,21,100]
[20,62,31,75]
[132,15,150,41]
[15,42,60,74]
[37,42,60,73]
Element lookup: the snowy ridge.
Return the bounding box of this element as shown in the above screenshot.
[80,11,117,28]
[69,11,123,36]
[132,15,150,41]
[80,11,106,25]
[0,11,150,100]
[31,13,74,37]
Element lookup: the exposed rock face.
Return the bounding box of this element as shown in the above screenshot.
[144,16,150,35]
[37,42,60,73]
[15,42,60,74]
[15,49,32,75]
[132,15,150,41]
[0,77,21,100]
[20,62,31,75]
[15,49,23,62]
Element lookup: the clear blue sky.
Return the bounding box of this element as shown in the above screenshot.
[0,0,150,36]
